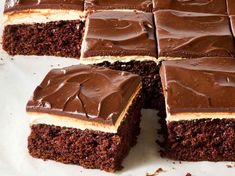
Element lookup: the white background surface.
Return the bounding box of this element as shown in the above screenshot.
[0,3,234,176]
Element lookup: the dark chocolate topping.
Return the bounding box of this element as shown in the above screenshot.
[84,0,153,12]
[230,16,235,39]
[154,10,235,59]
[227,0,235,15]
[83,11,157,59]
[26,65,141,125]
[160,57,235,114]
[153,0,227,14]
[4,0,84,13]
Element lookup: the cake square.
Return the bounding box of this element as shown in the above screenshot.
[26,65,143,172]
[154,10,235,60]
[226,0,235,15]
[3,0,85,58]
[153,0,227,14]
[160,57,235,161]
[80,11,157,64]
[84,0,153,12]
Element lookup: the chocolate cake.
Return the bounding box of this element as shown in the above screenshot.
[153,0,227,14]
[160,57,235,161]
[84,0,153,12]
[226,0,235,15]
[2,0,85,58]
[154,10,235,60]
[26,65,143,172]
[80,11,157,64]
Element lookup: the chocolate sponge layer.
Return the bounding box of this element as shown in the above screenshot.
[160,119,235,161]
[3,20,84,58]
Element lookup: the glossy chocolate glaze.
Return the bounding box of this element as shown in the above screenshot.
[26,65,141,125]
[82,11,157,58]
[154,10,235,59]
[227,0,235,15]
[160,57,235,114]
[4,0,84,13]
[230,16,235,39]
[153,0,227,14]
[84,0,153,12]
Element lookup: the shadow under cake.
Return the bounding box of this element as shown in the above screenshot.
[159,57,235,161]
[26,64,144,172]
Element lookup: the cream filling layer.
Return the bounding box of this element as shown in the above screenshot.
[80,55,158,64]
[157,56,186,61]
[4,9,85,25]
[166,110,235,122]
[28,84,141,134]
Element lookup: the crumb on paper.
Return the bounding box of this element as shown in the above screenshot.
[172,161,175,164]
[185,173,192,176]
[50,65,54,67]
[57,64,61,66]
[146,168,164,176]
[10,58,14,60]
[179,161,182,164]
[226,165,232,168]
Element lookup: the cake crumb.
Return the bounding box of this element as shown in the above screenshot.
[10,58,14,60]
[226,165,232,168]
[146,168,163,176]
[185,173,192,176]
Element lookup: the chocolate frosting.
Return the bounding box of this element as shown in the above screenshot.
[153,0,227,14]
[4,0,84,13]
[154,10,235,59]
[26,65,141,125]
[227,0,235,15]
[83,11,157,58]
[160,57,235,114]
[230,16,235,39]
[84,0,153,12]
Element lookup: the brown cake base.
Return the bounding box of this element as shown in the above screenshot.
[96,61,163,110]
[28,93,143,172]
[160,119,235,161]
[3,20,84,58]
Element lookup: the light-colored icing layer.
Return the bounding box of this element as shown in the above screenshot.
[157,56,186,61]
[80,55,158,64]
[28,84,141,134]
[166,111,235,122]
[4,9,85,25]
